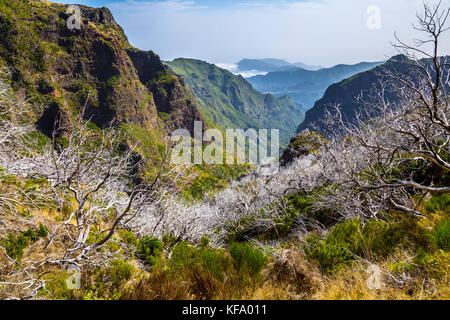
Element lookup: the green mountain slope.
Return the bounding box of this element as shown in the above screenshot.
[0,0,250,200]
[164,58,305,147]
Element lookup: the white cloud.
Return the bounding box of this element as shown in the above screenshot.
[237,70,269,78]
[214,63,268,77]
[214,63,238,72]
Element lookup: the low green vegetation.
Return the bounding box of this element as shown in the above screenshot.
[0,0,448,302]
[1,223,48,261]
[304,218,405,274]
[428,219,450,251]
[137,236,164,266]
[183,163,251,200]
[39,238,268,300]
[229,242,267,276]
[424,193,450,214]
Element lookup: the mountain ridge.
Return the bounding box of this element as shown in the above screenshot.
[247,60,384,109]
[236,58,322,73]
[164,57,305,146]
[297,54,450,135]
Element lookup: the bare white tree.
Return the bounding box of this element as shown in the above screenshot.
[311,1,450,219]
[0,97,188,297]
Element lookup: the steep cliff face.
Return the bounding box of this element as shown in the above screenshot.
[127,50,204,134]
[0,0,203,135]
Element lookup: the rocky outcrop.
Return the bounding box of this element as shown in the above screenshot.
[127,50,204,134]
[280,130,324,166]
[0,0,203,136]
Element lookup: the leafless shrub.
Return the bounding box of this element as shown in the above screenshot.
[309,2,450,219]
[0,92,187,297]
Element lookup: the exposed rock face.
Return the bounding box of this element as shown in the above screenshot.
[0,0,203,136]
[125,49,165,84]
[127,50,205,135]
[81,6,122,29]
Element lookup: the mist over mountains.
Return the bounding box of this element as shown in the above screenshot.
[236,58,322,73]
[297,54,450,135]
[247,61,384,110]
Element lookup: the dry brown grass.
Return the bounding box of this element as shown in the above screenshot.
[314,256,449,300]
[315,269,449,300]
[121,271,192,300]
[264,249,323,299]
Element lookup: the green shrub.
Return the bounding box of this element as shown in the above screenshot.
[390,261,415,274]
[2,224,49,261]
[169,242,231,282]
[415,247,449,276]
[288,193,312,211]
[110,260,134,286]
[168,242,197,272]
[229,242,266,276]
[36,223,49,237]
[118,229,137,246]
[162,234,178,248]
[326,218,361,252]
[304,218,404,274]
[286,190,338,227]
[41,271,75,300]
[2,233,28,260]
[304,235,353,274]
[424,194,450,214]
[153,70,176,84]
[22,229,39,242]
[361,220,403,257]
[137,236,164,266]
[21,131,49,152]
[428,219,450,251]
[199,249,230,281]
[200,235,210,248]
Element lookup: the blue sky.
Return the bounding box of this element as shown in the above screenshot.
[55,0,450,67]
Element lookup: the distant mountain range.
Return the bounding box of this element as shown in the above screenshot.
[247,61,384,110]
[297,54,450,135]
[236,58,322,73]
[165,58,305,147]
